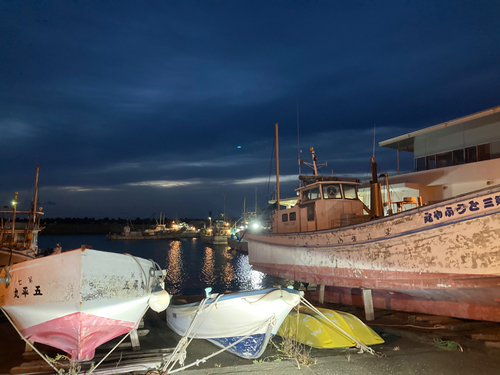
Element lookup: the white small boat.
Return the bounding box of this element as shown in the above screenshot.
[0,248,168,361]
[166,288,301,359]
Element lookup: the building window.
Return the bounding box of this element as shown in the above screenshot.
[491,140,500,159]
[307,205,314,222]
[466,146,477,163]
[416,157,426,171]
[452,149,465,165]
[478,143,490,161]
[436,151,452,168]
[282,213,288,222]
[426,155,436,169]
[289,212,296,221]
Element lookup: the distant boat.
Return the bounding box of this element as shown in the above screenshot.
[278,306,384,349]
[200,214,229,245]
[0,166,43,266]
[166,288,301,359]
[0,248,168,361]
[106,215,185,241]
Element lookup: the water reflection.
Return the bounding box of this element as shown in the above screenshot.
[202,246,215,286]
[220,248,235,291]
[165,240,185,295]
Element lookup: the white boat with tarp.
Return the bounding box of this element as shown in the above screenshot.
[0,248,169,361]
[166,287,301,359]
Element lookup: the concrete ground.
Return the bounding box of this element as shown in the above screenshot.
[2,303,500,374]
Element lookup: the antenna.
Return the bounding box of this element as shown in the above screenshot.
[372,124,376,158]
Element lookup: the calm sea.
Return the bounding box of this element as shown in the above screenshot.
[38,235,292,297]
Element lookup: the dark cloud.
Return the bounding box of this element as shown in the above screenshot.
[1,1,499,218]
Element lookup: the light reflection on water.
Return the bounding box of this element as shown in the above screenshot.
[39,235,294,296]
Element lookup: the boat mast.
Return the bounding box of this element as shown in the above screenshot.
[32,165,39,226]
[275,123,280,212]
[310,147,318,176]
[11,192,18,239]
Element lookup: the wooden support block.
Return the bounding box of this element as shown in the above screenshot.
[319,285,325,304]
[362,288,375,321]
[130,329,140,352]
[24,340,34,352]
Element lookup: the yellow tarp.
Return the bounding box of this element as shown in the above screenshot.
[277,306,384,349]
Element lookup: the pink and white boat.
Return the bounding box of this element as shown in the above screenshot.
[0,248,166,361]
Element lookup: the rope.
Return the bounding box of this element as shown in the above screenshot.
[165,315,276,374]
[161,296,214,373]
[86,305,151,375]
[299,296,384,357]
[0,307,60,373]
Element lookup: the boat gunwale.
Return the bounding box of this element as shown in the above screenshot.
[168,287,300,309]
[248,183,500,246]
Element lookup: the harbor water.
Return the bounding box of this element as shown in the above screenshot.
[38,235,293,296]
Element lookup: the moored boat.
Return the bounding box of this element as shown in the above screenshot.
[0,166,43,266]
[200,214,229,245]
[227,237,248,253]
[0,248,168,361]
[166,288,301,359]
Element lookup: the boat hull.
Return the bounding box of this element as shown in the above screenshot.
[278,306,384,348]
[0,248,36,266]
[247,186,500,321]
[166,288,301,359]
[200,233,228,245]
[0,249,160,360]
[227,238,248,253]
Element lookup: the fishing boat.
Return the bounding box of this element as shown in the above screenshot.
[200,214,229,245]
[246,117,500,322]
[228,237,248,253]
[0,166,43,267]
[0,248,168,361]
[166,288,301,359]
[278,306,384,349]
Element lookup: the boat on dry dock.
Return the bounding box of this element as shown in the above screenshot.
[0,247,168,361]
[246,111,500,322]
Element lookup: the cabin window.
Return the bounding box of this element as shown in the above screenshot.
[322,183,341,199]
[304,187,321,200]
[307,205,314,221]
[282,213,288,222]
[343,184,358,200]
[289,212,296,221]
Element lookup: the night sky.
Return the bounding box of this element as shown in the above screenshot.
[1,1,499,219]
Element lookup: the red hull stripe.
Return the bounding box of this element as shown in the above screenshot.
[20,312,135,361]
